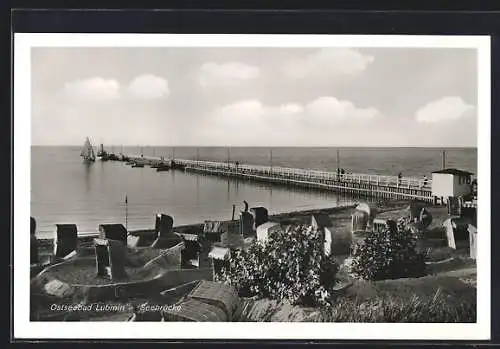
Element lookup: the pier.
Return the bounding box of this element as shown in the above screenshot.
[106,152,434,202]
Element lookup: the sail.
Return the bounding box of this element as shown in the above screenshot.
[81,137,95,161]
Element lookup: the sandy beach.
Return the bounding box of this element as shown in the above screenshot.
[30,199,476,322]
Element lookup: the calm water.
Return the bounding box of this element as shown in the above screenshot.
[31,146,477,238]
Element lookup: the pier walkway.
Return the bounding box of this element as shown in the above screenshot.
[112,153,434,202]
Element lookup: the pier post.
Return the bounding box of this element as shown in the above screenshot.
[270,149,273,173]
[336,149,340,171]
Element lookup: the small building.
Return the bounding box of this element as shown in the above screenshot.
[351,210,369,235]
[155,213,174,239]
[406,201,433,229]
[310,213,351,256]
[354,203,377,230]
[469,224,477,260]
[203,220,238,243]
[127,229,157,248]
[94,238,128,280]
[53,224,78,259]
[311,214,334,256]
[250,206,269,230]
[162,280,240,322]
[256,222,281,244]
[372,218,388,233]
[431,169,474,204]
[187,280,241,321]
[443,217,471,250]
[163,298,228,321]
[98,224,128,245]
[311,213,333,230]
[175,232,201,268]
[208,246,231,278]
[240,211,254,237]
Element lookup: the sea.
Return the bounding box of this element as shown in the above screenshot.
[31,146,477,239]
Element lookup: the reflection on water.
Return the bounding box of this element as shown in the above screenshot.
[84,162,92,192]
[31,146,477,238]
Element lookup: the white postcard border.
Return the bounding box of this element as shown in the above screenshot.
[14,33,491,340]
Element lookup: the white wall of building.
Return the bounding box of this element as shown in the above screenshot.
[431,173,454,199]
[432,173,472,200]
[256,222,281,244]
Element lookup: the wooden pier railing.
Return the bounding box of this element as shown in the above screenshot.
[174,159,433,202]
[109,153,434,202]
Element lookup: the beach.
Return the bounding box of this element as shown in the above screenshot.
[30,199,476,322]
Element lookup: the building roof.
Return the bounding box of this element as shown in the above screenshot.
[162,298,228,322]
[311,213,333,229]
[175,232,199,241]
[203,220,238,234]
[208,246,231,260]
[187,280,239,319]
[256,221,280,231]
[431,168,474,176]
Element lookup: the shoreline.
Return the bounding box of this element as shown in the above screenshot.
[34,198,440,258]
[35,202,361,244]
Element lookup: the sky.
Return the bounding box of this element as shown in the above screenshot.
[31,47,478,147]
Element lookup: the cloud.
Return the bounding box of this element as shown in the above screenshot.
[415,96,475,123]
[199,62,260,87]
[305,97,379,124]
[284,48,374,79]
[197,97,380,146]
[215,99,304,127]
[127,74,170,99]
[213,97,379,128]
[63,77,120,101]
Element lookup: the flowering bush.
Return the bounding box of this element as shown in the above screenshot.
[350,218,426,281]
[216,225,339,307]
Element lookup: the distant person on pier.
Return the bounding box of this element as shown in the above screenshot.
[422,175,428,188]
[338,168,345,182]
[398,172,402,186]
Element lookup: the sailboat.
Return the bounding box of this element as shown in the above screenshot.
[80,137,96,163]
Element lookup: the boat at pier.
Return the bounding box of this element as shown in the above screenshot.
[96,143,108,161]
[132,163,145,168]
[170,160,186,170]
[80,137,96,164]
[156,164,170,172]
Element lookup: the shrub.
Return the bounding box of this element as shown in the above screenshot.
[350,218,426,281]
[216,225,339,307]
